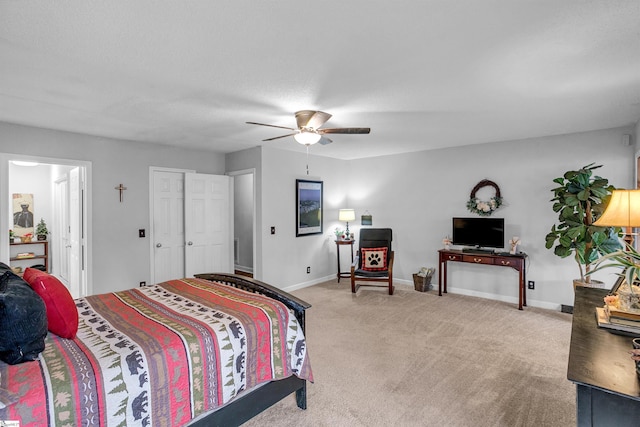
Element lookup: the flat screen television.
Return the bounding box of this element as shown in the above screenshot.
[452,217,505,249]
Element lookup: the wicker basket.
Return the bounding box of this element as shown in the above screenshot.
[413,273,433,292]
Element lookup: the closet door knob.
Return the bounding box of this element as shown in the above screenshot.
[156,243,162,248]
[187,241,193,246]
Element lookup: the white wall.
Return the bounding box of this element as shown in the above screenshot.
[259,146,350,288]
[347,126,635,309]
[229,127,635,310]
[226,146,351,287]
[0,121,225,293]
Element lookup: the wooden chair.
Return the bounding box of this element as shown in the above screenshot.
[350,228,394,295]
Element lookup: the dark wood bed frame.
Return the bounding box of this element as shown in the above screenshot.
[189,273,311,427]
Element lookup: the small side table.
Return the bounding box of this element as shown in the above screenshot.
[335,239,354,282]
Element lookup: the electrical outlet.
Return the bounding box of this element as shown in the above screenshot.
[306,266,310,274]
[140,281,146,287]
[528,280,535,290]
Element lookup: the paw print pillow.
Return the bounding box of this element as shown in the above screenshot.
[361,247,388,271]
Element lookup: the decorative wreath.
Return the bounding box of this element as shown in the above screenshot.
[466,179,503,216]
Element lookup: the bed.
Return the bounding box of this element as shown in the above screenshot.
[0,271,312,426]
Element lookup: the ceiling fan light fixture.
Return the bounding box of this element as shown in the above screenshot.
[293,131,321,146]
[247,110,369,146]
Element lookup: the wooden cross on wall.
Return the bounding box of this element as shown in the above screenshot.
[115,183,127,202]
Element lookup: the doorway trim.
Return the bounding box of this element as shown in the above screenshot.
[1,152,92,296]
[227,168,257,279]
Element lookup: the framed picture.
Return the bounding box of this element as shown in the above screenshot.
[296,179,323,236]
[12,193,34,237]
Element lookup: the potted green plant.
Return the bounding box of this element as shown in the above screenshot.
[36,218,48,241]
[545,163,622,287]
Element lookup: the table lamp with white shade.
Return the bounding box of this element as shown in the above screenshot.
[593,189,640,245]
[339,209,356,240]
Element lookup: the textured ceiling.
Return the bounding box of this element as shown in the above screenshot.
[0,1,639,160]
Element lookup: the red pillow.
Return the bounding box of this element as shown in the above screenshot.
[360,247,388,271]
[23,268,78,339]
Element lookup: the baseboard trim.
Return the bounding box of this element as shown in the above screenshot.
[283,275,336,293]
[444,286,562,311]
[285,277,564,311]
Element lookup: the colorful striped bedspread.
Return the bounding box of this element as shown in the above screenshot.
[0,278,312,426]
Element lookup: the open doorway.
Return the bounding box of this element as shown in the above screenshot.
[1,153,91,298]
[229,169,255,278]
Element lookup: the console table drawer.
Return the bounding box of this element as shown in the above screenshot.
[462,255,492,265]
[494,257,518,267]
[444,253,462,262]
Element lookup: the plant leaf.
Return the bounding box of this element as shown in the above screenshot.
[564,194,580,206]
[577,189,589,201]
[554,245,572,258]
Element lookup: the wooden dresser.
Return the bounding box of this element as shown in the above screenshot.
[568,286,640,426]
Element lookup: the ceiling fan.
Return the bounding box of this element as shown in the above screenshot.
[246,110,370,146]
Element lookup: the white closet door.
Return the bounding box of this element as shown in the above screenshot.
[152,171,185,284]
[184,173,232,277]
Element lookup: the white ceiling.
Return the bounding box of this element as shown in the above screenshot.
[0,1,639,160]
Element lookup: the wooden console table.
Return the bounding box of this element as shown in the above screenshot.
[438,249,527,310]
[568,286,640,426]
[335,239,354,282]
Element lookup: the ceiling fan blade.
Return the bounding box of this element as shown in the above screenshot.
[262,132,299,141]
[246,121,297,131]
[295,110,332,129]
[319,127,371,135]
[318,136,333,145]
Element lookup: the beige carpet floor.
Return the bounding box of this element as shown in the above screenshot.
[242,280,576,427]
